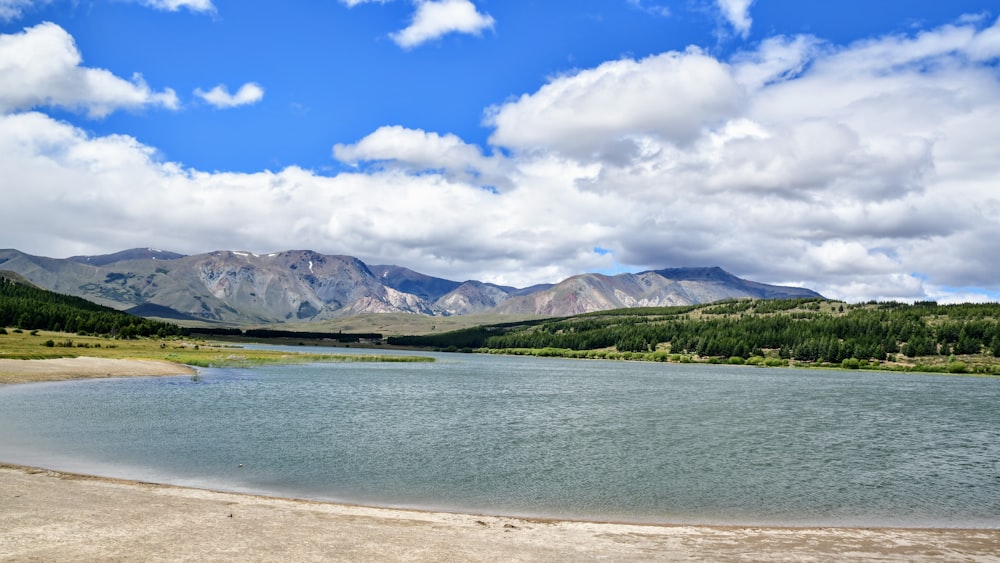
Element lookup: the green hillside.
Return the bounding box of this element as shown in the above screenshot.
[0,272,184,338]
[389,297,1000,375]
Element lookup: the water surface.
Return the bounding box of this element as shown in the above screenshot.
[1,351,997,527]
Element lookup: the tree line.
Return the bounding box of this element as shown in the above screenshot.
[0,274,184,338]
[187,327,383,342]
[388,298,1000,362]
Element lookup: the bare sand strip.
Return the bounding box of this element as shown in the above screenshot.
[0,465,997,562]
[0,357,195,384]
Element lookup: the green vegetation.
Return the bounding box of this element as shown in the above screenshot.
[389,298,1000,375]
[1,273,183,338]
[0,329,432,368]
[0,275,433,370]
[283,312,547,337]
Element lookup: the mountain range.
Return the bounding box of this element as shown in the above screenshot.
[0,248,822,325]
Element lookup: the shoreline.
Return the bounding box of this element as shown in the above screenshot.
[2,356,998,559]
[2,463,998,561]
[0,356,196,385]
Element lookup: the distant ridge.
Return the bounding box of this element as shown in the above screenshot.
[68,248,187,267]
[124,303,207,323]
[0,270,40,289]
[0,248,823,324]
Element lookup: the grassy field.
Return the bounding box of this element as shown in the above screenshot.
[231,312,549,337]
[0,328,433,368]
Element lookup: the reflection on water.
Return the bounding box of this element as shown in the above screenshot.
[1,351,998,527]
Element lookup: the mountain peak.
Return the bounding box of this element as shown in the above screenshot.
[68,248,186,266]
[649,266,733,281]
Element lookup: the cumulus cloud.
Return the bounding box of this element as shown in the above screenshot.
[391,0,495,49]
[0,22,179,117]
[717,0,754,38]
[487,48,744,159]
[3,16,1000,299]
[194,82,264,108]
[332,125,505,186]
[0,111,623,286]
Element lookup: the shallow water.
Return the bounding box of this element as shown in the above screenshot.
[1,350,998,527]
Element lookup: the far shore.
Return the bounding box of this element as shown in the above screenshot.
[1,464,998,561]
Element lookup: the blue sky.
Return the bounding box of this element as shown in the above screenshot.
[2,0,1000,303]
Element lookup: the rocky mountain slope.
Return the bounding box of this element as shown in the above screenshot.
[0,248,822,324]
[493,267,821,316]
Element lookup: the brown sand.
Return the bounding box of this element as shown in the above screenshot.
[1,361,998,561]
[0,357,196,384]
[0,465,997,562]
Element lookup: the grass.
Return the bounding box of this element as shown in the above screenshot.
[271,312,547,336]
[0,328,433,367]
[475,346,1000,376]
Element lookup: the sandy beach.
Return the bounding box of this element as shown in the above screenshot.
[0,464,996,562]
[0,357,196,385]
[1,360,998,561]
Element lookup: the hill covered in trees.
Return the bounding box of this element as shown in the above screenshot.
[389,298,1000,374]
[0,272,184,338]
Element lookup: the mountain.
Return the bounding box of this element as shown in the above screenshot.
[0,248,823,324]
[370,265,461,301]
[68,248,186,266]
[492,267,821,316]
[0,271,183,337]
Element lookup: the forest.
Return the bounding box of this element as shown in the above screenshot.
[0,273,184,338]
[388,298,1000,374]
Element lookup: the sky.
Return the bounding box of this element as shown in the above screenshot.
[1,0,999,303]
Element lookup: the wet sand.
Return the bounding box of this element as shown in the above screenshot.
[1,464,998,562]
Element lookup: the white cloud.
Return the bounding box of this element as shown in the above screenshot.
[3,16,1000,300]
[135,0,216,13]
[333,125,505,186]
[0,0,46,22]
[391,0,495,49]
[486,48,744,159]
[0,111,624,286]
[0,23,179,117]
[194,82,264,109]
[717,0,754,38]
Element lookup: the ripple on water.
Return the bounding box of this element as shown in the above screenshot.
[0,354,998,528]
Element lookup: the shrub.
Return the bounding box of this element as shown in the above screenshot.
[841,358,861,369]
[728,356,745,365]
[43,339,55,347]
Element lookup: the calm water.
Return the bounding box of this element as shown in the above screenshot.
[1,349,998,528]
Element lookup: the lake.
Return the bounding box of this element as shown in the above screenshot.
[1,349,998,528]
